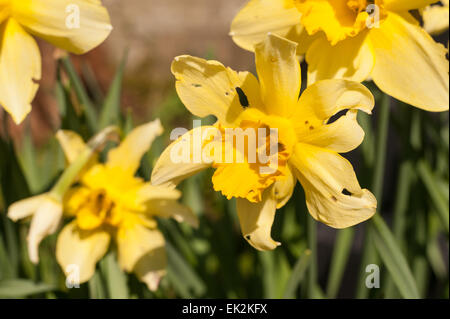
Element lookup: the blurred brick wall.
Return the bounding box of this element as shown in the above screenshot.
[103,0,253,118]
[4,0,252,144]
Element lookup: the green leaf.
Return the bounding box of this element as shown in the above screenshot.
[417,160,449,233]
[372,214,420,299]
[166,242,206,298]
[326,228,354,298]
[0,279,55,298]
[61,56,98,133]
[283,249,311,299]
[99,51,128,129]
[99,250,129,299]
[88,270,107,299]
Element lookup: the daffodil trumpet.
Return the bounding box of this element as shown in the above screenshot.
[0,0,112,124]
[8,126,120,264]
[54,119,197,291]
[152,33,377,251]
[230,0,449,112]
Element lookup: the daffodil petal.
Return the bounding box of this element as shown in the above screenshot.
[107,119,163,173]
[384,0,438,11]
[369,12,449,111]
[117,224,166,291]
[146,199,199,228]
[56,221,110,283]
[299,109,366,153]
[236,186,280,251]
[0,18,41,124]
[56,130,88,164]
[423,4,450,35]
[306,31,374,85]
[273,166,296,209]
[171,55,263,125]
[290,143,377,229]
[151,126,215,188]
[230,0,301,51]
[137,184,181,202]
[11,0,112,54]
[7,194,47,221]
[255,33,300,117]
[27,196,63,263]
[293,79,374,147]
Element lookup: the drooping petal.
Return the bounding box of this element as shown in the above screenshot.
[0,18,41,124]
[56,130,88,164]
[117,224,166,291]
[290,143,377,229]
[422,3,450,35]
[56,221,110,283]
[151,126,216,188]
[273,166,296,209]
[7,194,47,221]
[369,12,449,111]
[11,0,112,54]
[384,0,438,11]
[306,31,374,85]
[236,186,280,250]
[171,55,263,125]
[146,198,199,228]
[255,33,301,117]
[107,119,163,174]
[292,79,374,152]
[27,196,63,263]
[230,0,301,51]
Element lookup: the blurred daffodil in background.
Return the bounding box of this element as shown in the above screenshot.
[422,0,449,35]
[230,0,449,112]
[8,126,119,264]
[55,120,197,291]
[151,34,377,251]
[0,0,112,124]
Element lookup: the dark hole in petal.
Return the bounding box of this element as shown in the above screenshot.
[245,235,251,241]
[409,9,423,26]
[342,188,352,196]
[235,87,249,108]
[192,83,202,88]
[327,109,349,125]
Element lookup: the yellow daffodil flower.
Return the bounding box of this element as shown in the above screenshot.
[8,126,118,264]
[422,0,449,35]
[55,120,198,291]
[230,0,449,112]
[0,0,112,124]
[151,34,377,251]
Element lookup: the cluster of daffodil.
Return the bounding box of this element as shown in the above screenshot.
[2,0,449,292]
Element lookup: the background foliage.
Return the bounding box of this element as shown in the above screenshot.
[0,51,448,299]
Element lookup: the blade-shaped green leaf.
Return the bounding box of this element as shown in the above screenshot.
[61,56,98,133]
[0,279,55,298]
[99,250,129,299]
[283,249,311,299]
[372,214,420,299]
[99,51,128,129]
